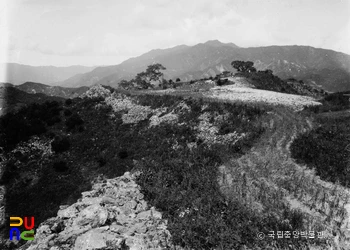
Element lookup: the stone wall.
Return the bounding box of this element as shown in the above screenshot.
[14,172,179,250]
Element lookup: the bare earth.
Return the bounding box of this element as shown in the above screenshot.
[207,85,321,111]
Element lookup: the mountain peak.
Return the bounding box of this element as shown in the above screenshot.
[204,40,224,46]
[203,40,239,48]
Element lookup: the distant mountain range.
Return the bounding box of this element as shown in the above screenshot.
[59,40,350,92]
[2,40,350,92]
[15,82,89,98]
[1,63,95,85]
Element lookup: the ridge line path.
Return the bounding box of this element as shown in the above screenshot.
[218,107,350,249]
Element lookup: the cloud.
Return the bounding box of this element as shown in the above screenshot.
[328,20,350,54]
[4,0,274,60]
[0,1,10,66]
[4,0,350,66]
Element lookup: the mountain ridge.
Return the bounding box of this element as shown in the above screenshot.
[1,63,96,86]
[58,41,350,92]
[16,81,89,98]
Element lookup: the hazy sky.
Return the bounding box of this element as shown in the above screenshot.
[0,0,349,66]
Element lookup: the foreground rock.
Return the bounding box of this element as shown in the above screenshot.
[17,172,176,250]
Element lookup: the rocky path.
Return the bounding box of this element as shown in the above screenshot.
[14,172,178,250]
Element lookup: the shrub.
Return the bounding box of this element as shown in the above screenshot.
[135,94,181,109]
[64,109,72,116]
[291,116,350,186]
[96,156,107,167]
[118,150,128,159]
[51,136,70,153]
[65,113,84,131]
[0,101,63,150]
[65,99,73,106]
[0,162,18,185]
[102,85,115,93]
[46,116,61,126]
[53,161,69,172]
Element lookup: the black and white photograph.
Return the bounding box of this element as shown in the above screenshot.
[0,0,350,249]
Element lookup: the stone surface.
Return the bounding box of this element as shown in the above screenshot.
[57,205,78,219]
[75,204,108,227]
[74,229,107,250]
[17,171,179,250]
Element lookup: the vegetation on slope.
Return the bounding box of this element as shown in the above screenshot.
[291,92,350,187]
[0,86,325,249]
[117,61,324,99]
[291,116,350,187]
[0,85,64,115]
[308,91,350,113]
[235,70,324,96]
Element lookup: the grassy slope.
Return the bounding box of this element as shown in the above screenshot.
[0,93,268,248]
[291,93,350,186]
[0,85,64,116]
[291,115,350,186]
[0,87,341,249]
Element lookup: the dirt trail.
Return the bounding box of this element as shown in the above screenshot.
[131,87,350,248]
[138,87,350,248]
[218,107,350,248]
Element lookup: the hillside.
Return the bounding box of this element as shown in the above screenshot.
[59,40,350,92]
[1,85,349,249]
[16,82,89,99]
[0,63,95,86]
[0,84,64,116]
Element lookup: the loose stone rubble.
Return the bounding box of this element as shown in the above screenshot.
[196,112,245,146]
[149,111,178,127]
[17,171,177,250]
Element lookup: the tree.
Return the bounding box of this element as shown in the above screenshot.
[231,61,256,73]
[119,80,133,90]
[162,79,169,89]
[145,63,166,81]
[135,72,149,88]
[176,78,181,82]
[135,63,166,89]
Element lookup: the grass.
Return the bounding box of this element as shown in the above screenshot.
[307,91,350,113]
[0,87,333,249]
[291,114,350,187]
[235,71,323,97]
